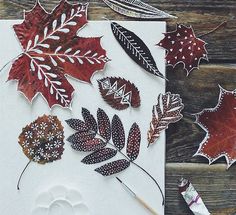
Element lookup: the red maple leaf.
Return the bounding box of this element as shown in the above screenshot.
[8,0,109,108]
[157,24,208,76]
[194,86,236,169]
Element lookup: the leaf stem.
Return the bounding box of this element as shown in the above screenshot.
[198,21,227,38]
[17,160,31,190]
[0,54,22,73]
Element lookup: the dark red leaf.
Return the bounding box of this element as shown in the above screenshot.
[97,108,111,142]
[81,148,117,164]
[157,24,208,76]
[194,86,236,169]
[126,123,141,161]
[8,1,109,108]
[82,107,98,133]
[67,131,95,145]
[98,77,140,110]
[95,159,130,176]
[65,118,88,132]
[112,115,125,150]
[72,138,106,152]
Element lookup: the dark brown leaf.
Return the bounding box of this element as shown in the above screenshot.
[98,77,140,110]
[95,159,130,176]
[65,118,88,132]
[126,123,141,161]
[72,138,106,152]
[97,108,111,142]
[67,131,95,145]
[112,115,125,150]
[82,107,98,133]
[81,148,117,164]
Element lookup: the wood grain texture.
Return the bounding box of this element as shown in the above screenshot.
[166,163,236,215]
[2,0,236,61]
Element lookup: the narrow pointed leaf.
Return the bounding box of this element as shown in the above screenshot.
[112,115,125,150]
[81,148,117,164]
[82,108,98,133]
[111,22,165,80]
[72,138,106,152]
[67,131,95,145]
[65,119,88,132]
[97,108,111,142]
[95,159,130,176]
[126,123,141,161]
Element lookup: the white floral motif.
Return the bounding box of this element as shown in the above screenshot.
[22,140,29,148]
[48,115,55,123]
[52,123,59,130]
[37,148,44,155]
[32,139,40,146]
[47,132,54,141]
[31,123,39,131]
[44,153,51,161]
[52,151,59,158]
[33,155,41,162]
[56,131,63,139]
[40,122,48,130]
[54,140,62,148]
[45,143,53,150]
[25,131,33,139]
[28,148,34,156]
[37,130,44,138]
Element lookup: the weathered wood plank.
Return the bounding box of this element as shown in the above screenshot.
[166,163,236,215]
[2,0,236,61]
[166,64,236,163]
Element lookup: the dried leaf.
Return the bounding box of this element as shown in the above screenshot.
[82,108,98,133]
[71,138,106,152]
[67,131,96,146]
[148,92,184,146]
[7,1,109,108]
[157,24,208,76]
[65,119,88,132]
[98,77,140,110]
[97,108,111,142]
[194,86,236,169]
[126,123,141,161]
[95,159,130,176]
[112,115,125,151]
[103,0,175,19]
[81,148,117,164]
[111,22,166,80]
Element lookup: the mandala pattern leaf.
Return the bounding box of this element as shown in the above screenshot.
[98,77,140,110]
[112,115,125,150]
[81,148,117,164]
[111,22,165,80]
[95,159,130,176]
[126,123,141,161]
[194,86,236,169]
[97,108,111,142]
[103,0,176,19]
[8,0,109,108]
[157,24,208,76]
[147,92,184,146]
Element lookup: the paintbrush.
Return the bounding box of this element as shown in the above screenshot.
[116,177,159,215]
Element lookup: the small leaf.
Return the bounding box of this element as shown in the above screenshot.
[95,159,130,176]
[111,22,165,80]
[67,131,95,145]
[98,77,141,110]
[81,148,117,164]
[97,108,111,142]
[112,115,125,150]
[65,118,88,132]
[82,108,98,133]
[72,138,106,152]
[126,123,141,161]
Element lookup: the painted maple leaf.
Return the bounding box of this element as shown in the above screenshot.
[157,24,208,76]
[8,0,109,108]
[194,86,236,169]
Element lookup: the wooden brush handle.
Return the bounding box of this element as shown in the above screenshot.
[135,196,159,215]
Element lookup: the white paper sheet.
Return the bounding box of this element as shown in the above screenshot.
[0,20,166,215]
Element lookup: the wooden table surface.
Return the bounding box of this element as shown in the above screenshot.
[1,0,236,214]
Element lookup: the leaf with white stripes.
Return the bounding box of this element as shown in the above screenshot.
[147,92,184,146]
[111,22,166,80]
[7,0,109,108]
[103,0,176,19]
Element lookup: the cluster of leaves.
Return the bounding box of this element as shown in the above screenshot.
[66,108,141,176]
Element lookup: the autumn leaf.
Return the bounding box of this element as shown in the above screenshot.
[157,24,208,76]
[18,115,65,189]
[194,86,236,169]
[8,0,109,108]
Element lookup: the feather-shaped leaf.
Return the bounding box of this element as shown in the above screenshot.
[97,108,111,142]
[95,159,130,176]
[82,107,98,133]
[126,123,141,161]
[111,22,166,80]
[72,138,106,152]
[98,77,141,110]
[65,119,88,132]
[103,0,176,19]
[112,115,125,150]
[67,131,96,145]
[147,92,184,146]
[81,148,117,164]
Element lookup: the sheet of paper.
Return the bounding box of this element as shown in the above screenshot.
[0,20,166,215]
